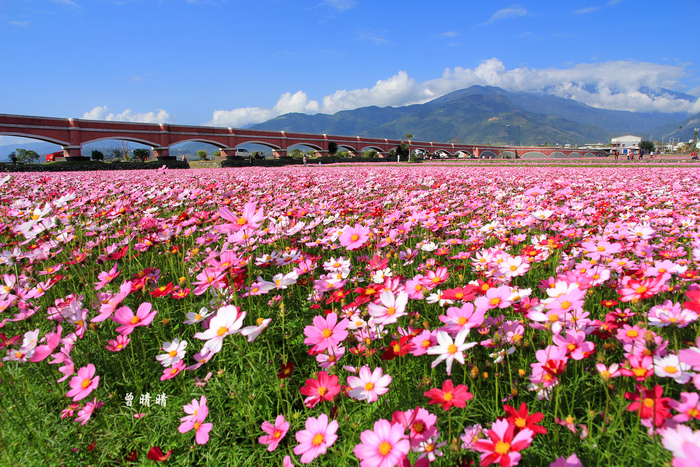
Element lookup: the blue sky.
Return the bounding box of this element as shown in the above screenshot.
[2,0,699,135]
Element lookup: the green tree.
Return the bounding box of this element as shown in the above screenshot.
[91,150,104,161]
[197,150,208,160]
[133,148,150,162]
[363,150,378,158]
[8,151,17,164]
[328,141,338,155]
[288,148,304,158]
[396,143,409,159]
[639,141,655,153]
[14,148,40,164]
[213,151,221,158]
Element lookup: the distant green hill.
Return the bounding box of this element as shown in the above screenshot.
[251,86,693,146]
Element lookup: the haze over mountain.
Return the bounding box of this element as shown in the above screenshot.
[251,86,696,146]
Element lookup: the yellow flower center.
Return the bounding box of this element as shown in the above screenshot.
[379,441,392,456]
[130,316,140,324]
[643,398,655,408]
[351,234,359,242]
[364,382,375,391]
[217,326,228,336]
[495,441,510,455]
[386,307,396,316]
[322,329,333,338]
[560,300,571,310]
[515,417,526,428]
[317,386,328,396]
[447,344,458,354]
[443,391,454,401]
[489,297,501,306]
[312,433,325,447]
[81,378,91,389]
[237,217,247,226]
[169,350,177,357]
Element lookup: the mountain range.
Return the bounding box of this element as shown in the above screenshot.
[250,85,700,146]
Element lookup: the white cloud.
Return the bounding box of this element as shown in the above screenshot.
[322,0,357,11]
[486,5,528,23]
[441,31,459,37]
[82,106,171,123]
[207,59,700,128]
[10,20,30,27]
[574,6,600,14]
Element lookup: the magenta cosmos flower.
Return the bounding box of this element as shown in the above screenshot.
[354,418,410,467]
[259,415,289,452]
[473,418,534,466]
[303,312,349,353]
[111,302,157,335]
[293,413,338,464]
[66,363,100,402]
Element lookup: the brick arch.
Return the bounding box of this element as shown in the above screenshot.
[583,152,597,158]
[567,152,583,158]
[82,136,160,147]
[168,138,232,149]
[549,151,568,158]
[521,151,547,159]
[0,131,68,147]
[479,150,498,159]
[235,140,282,150]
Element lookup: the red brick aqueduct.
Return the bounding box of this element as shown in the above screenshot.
[0,113,607,161]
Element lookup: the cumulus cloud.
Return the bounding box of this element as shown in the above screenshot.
[486,5,528,23]
[82,106,171,123]
[207,59,700,128]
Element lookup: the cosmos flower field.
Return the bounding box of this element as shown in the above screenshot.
[3,164,700,466]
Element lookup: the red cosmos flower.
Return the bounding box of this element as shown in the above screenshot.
[326,289,350,304]
[441,286,478,302]
[170,286,191,299]
[474,279,497,295]
[0,333,21,350]
[624,384,672,427]
[278,361,294,379]
[107,246,128,260]
[380,335,413,361]
[124,449,138,462]
[683,289,700,313]
[150,282,173,297]
[423,380,473,411]
[146,446,173,461]
[600,299,619,308]
[300,371,341,408]
[503,402,547,435]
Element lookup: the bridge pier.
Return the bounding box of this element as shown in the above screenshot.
[153,147,175,161]
[272,149,287,158]
[220,148,240,160]
[62,146,89,162]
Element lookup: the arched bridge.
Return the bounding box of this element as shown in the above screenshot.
[0,114,607,161]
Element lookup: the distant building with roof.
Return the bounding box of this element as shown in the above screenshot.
[611,135,641,153]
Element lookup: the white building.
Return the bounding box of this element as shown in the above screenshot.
[611,135,641,152]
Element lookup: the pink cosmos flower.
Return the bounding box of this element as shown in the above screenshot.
[66,363,100,402]
[293,413,338,464]
[670,392,700,423]
[392,407,438,445]
[303,312,349,353]
[29,325,62,362]
[92,280,132,323]
[474,418,534,466]
[438,302,485,336]
[179,395,213,445]
[339,224,370,250]
[259,415,289,452]
[409,330,437,357]
[368,290,408,326]
[94,262,120,290]
[111,302,157,335]
[347,365,392,403]
[160,360,186,381]
[75,397,103,425]
[550,453,583,467]
[552,329,595,360]
[474,285,514,311]
[216,202,265,234]
[354,418,410,467]
[105,334,130,352]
